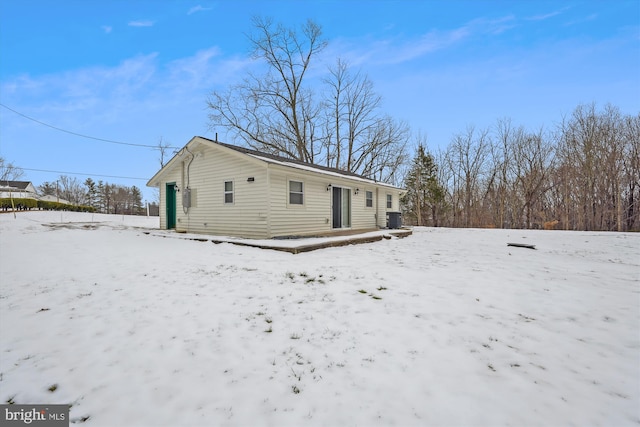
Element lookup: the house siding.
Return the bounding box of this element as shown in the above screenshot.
[267,165,330,237]
[158,146,269,238]
[150,137,404,238]
[267,166,392,237]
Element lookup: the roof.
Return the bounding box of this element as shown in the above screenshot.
[148,136,403,191]
[210,139,376,181]
[0,181,34,190]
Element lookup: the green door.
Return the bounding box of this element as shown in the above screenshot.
[166,183,176,229]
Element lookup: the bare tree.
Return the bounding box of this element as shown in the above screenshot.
[485,118,520,228]
[208,17,327,161]
[0,157,24,182]
[323,59,381,171]
[511,129,555,228]
[157,137,172,168]
[446,126,490,227]
[621,113,640,230]
[207,18,409,184]
[57,175,85,205]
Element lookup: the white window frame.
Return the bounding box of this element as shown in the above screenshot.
[386,194,393,209]
[288,180,304,206]
[365,190,373,208]
[224,180,234,204]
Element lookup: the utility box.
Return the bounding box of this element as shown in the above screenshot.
[387,211,402,229]
[182,187,191,208]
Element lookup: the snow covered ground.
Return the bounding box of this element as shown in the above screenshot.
[1,211,638,426]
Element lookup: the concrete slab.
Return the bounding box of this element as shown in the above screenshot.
[144,228,412,254]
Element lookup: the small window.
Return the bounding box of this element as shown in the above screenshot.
[289,180,304,205]
[366,191,373,208]
[386,194,392,209]
[224,181,234,204]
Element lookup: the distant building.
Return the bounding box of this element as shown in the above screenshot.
[38,194,72,205]
[0,181,38,199]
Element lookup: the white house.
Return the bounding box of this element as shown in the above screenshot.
[38,194,72,205]
[0,181,38,199]
[147,136,405,239]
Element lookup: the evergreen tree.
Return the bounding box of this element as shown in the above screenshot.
[403,145,446,226]
[38,181,57,197]
[131,186,143,215]
[84,178,98,208]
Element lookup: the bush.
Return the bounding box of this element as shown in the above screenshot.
[37,200,95,212]
[0,198,38,211]
[0,198,95,213]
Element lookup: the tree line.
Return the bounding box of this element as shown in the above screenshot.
[38,177,147,215]
[209,18,638,232]
[403,103,640,231]
[3,18,638,230]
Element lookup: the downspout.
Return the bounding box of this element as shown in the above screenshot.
[183,146,195,232]
[376,187,379,228]
[266,163,272,238]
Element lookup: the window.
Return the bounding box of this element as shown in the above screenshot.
[289,180,304,205]
[224,181,234,204]
[366,191,373,208]
[386,194,392,209]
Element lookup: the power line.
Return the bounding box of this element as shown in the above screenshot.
[0,103,180,149]
[21,167,149,181]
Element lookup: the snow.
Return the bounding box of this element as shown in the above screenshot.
[1,211,638,426]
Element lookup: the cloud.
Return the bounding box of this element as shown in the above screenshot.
[187,5,212,15]
[526,6,570,21]
[101,25,112,34]
[387,27,471,64]
[323,15,518,68]
[128,20,154,27]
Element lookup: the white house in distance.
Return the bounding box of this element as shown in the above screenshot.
[147,136,405,239]
[0,181,38,199]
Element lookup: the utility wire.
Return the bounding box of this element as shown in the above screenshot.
[21,167,148,181]
[0,103,180,149]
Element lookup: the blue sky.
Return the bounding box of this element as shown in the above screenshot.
[1,1,638,203]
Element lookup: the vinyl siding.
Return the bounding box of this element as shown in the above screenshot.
[165,146,270,238]
[268,165,332,237]
[152,137,404,238]
[267,166,384,237]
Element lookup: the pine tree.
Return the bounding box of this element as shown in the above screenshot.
[131,186,143,215]
[38,182,57,197]
[84,178,98,208]
[403,145,446,226]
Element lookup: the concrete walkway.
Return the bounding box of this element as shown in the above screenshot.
[144,228,412,254]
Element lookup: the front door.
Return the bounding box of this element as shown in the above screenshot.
[166,183,177,229]
[332,187,351,229]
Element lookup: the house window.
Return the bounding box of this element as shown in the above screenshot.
[289,180,304,205]
[224,181,234,204]
[386,194,392,209]
[366,191,373,208]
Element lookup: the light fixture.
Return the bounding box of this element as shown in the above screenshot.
[326,184,332,191]
[354,188,359,195]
